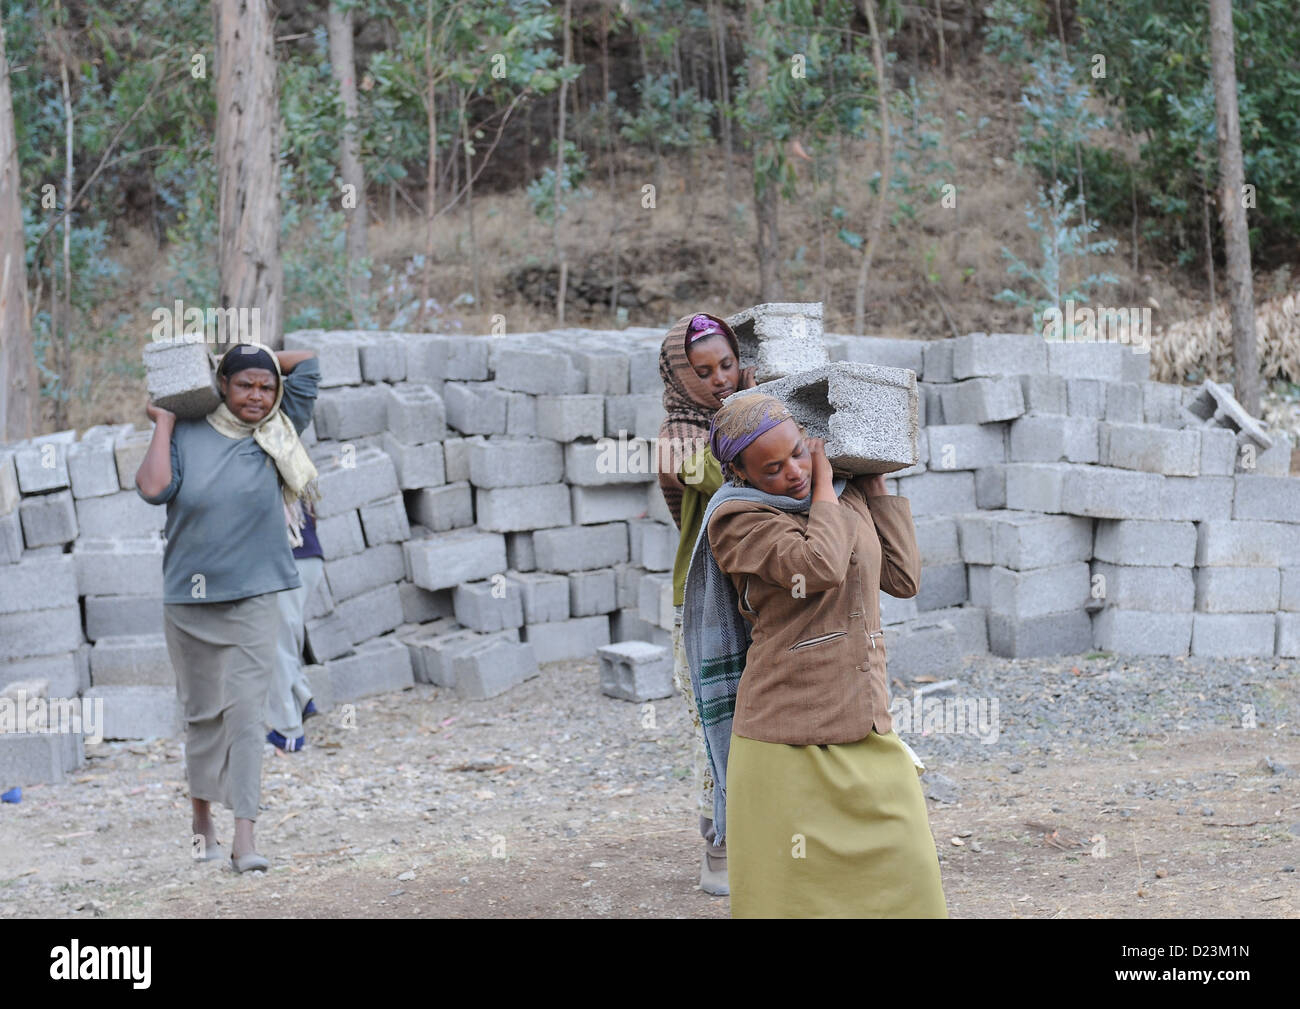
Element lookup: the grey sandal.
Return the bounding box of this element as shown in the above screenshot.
[230,852,269,874]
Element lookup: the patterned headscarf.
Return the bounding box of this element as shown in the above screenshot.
[708,393,794,485]
[655,312,756,528]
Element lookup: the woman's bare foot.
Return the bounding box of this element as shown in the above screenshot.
[191,798,219,859]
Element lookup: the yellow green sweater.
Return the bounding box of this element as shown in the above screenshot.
[672,447,724,607]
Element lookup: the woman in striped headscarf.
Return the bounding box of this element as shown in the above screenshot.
[655,312,756,896]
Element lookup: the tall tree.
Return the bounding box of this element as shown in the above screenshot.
[1208,0,1258,416]
[328,1,369,322]
[215,0,283,348]
[553,0,572,325]
[0,14,38,441]
[854,0,890,335]
[745,0,780,301]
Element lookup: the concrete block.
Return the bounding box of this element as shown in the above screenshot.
[633,399,667,441]
[406,333,491,383]
[957,509,1093,569]
[1247,432,1293,476]
[444,381,510,434]
[914,515,961,565]
[1282,568,1300,612]
[1093,518,1196,567]
[1103,381,1144,423]
[536,395,604,442]
[304,611,356,663]
[0,647,91,697]
[726,302,828,382]
[569,568,618,617]
[442,436,473,483]
[329,636,414,702]
[304,573,334,621]
[384,383,446,444]
[1090,561,1194,612]
[74,538,164,597]
[534,522,628,573]
[646,482,675,526]
[831,335,925,376]
[571,484,648,525]
[314,385,389,440]
[356,332,407,383]
[1184,379,1273,450]
[359,494,411,545]
[988,609,1092,658]
[627,346,661,394]
[1046,342,1126,381]
[1277,614,1300,657]
[494,347,585,394]
[89,634,173,686]
[452,635,539,700]
[312,447,400,518]
[917,562,967,611]
[1190,612,1276,658]
[68,428,128,499]
[467,437,564,488]
[1019,373,1068,415]
[405,529,507,591]
[0,508,19,563]
[987,562,1090,620]
[895,471,976,516]
[505,392,537,436]
[919,383,945,426]
[1194,567,1280,613]
[631,520,677,572]
[1157,475,1234,522]
[564,439,659,486]
[0,725,83,785]
[1007,415,1099,463]
[637,571,675,630]
[284,330,362,387]
[336,582,405,644]
[938,377,1025,425]
[1004,462,1164,519]
[143,340,220,418]
[921,339,954,383]
[522,614,611,663]
[379,434,445,490]
[598,641,673,701]
[880,618,962,680]
[973,465,1007,509]
[1092,609,1192,656]
[609,608,671,648]
[0,552,77,613]
[1099,421,1200,476]
[506,531,535,572]
[731,361,919,474]
[505,571,570,624]
[476,484,572,533]
[401,623,471,686]
[453,578,525,632]
[81,684,180,740]
[398,581,455,625]
[113,426,154,491]
[922,605,989,655]
[408,483,474,532]
[1198,427,1238,476]
[567,348,630,396]
[316,510,366,559]
[614,564,642,611]
[1142,381,1186,427]
[1232,475,1300,523]
[951,332,1046,378]
[1065,378,1106,419]
[74,489,165,539]
[605,394,660,438]
[19,489,78,547]
[324,543,405,602]
[1196,520,1300,567]
[926,424,1007,470]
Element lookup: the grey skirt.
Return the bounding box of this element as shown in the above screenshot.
[163,595,280,821]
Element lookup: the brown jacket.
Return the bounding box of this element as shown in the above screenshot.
[707,479,922,745]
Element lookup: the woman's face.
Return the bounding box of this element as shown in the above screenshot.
[686,333,740,402]
[219,367,278,424]
[733,419,813,498]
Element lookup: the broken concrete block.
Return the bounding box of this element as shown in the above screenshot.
[1183,379,1273,451]
[598,641,674,701]
[730,361,919,474]
[143,340,220,419]
[725,302,828,382]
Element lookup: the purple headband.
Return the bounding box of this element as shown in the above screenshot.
[686,314,726,345]
[708,394,793,466]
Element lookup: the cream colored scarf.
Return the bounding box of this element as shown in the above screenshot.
[205,342,320,547]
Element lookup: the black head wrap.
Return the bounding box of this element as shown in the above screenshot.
[219,345,278,379]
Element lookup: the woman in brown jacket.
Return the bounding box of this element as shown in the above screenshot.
[684,393,947,917]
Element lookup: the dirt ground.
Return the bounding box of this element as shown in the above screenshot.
[1,656,1296,919]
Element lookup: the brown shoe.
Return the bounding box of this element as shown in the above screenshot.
[700,843,729,895]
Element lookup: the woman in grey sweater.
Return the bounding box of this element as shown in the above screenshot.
[136,342,320,873]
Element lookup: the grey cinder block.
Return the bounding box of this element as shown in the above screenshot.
[494,348,585,394]
[988,609,1092,658]
[304,610,356,664]
[74,537,164,597]
[453,635,539,700]
[533,522,628,572]
[506,570,570,623]
[404,528,507,591]
[444,381,510,435]
[19,489,78,548]
[324,543,405,602]
[74,489,165,540]
[284,330,362,387]
[1099,421,1200,476]
[880,618,962,680]
[598,641,673,701]
[312,447,399,518]
[68,426,128,499]
[951,332,1046,379]
[1232,474,1300,523]
[113,426,154,491]
[1157,475,1234,522]
[1183,379,1273,451]
[1092,609,1191,656]
[408,482,474,532]
[476,484,572,532]
[1019,373,1068,415]
[468,437,563,488]
[895,471,976,516]
[1093,518,1196,567]
[316,510,366,559]
[564,440,659,486]
[1090,561,1194,612]
[89,633,173,686]
[571,484,648,525]
[1103,381,1144,423]
[328,636,414,702]
[1065,378,1106,419]
[0,606,84,661]
[357,332,408,383]
[359,494,411,545]
[314,385,389,440]
[1007,415,1098,464]
[926,423,1008,470]
[384,383,446,444]
[522,614,611,663]
[0,552,77,614]
[1194,567,1281,613]
[1190,612,1277,658]
[938,376,1025,425]
[725,302,828,382]
[536,395,605,442]
[1196,520,1300,567]
[336,582,405,644]
[398,580,454,625]
[569,568,618,617]
[381,433,446,490]
[453,578,525,632]
[143,341,220,419]
[86,684,182,740]
[987,562,1091,621]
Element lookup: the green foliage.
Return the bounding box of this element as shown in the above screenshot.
[526,141,590,223]
[617,73,713,151]
[1015,40,1105,186]
[982,0,1045,67]
[995,180,1119,336]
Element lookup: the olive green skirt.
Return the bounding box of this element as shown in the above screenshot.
[726,729,948,918]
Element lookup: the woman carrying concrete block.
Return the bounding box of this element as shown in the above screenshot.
[135,342,320,874]
[656,311,755,896]
[682,393,947,917]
